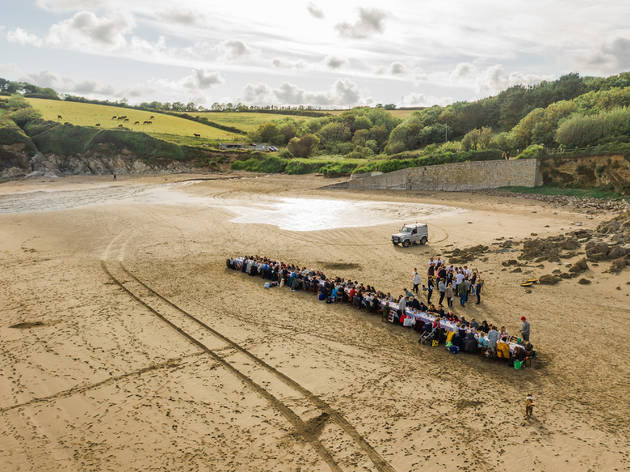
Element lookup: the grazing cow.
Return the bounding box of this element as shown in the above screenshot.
[134,121,140,125]
[150,115,154,119]
[124,118,129,122]
[57,115,63,120]
[112,115,117,119]
[143,120,152,125]
[193,133,200,137]
[95,123,101,127]
[117,116,125,120]
[118,124,124,128]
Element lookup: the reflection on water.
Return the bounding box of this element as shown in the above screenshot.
[0,183,461,231]
[227,197,459,231]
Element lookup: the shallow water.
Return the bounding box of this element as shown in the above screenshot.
[0,182,461,231]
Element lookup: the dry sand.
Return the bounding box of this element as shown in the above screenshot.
[0,173,629,472]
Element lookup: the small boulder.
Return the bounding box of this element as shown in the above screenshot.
[608,246,628,260]
[569,258,589,274]
[539,274,561,285]
[585,241,610,261]
[610,257,628,274]
[578,278,591,285]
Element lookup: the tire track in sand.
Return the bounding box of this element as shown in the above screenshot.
[102,256,396,472]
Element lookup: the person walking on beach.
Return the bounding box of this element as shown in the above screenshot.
[475,277,484,304]
[438,279,446,305]
[412,269,421,294]
[525,394,534,418]
[445,282,454,308]
[520,316,531,342]
[459,278,470,306]
[426,277,433,304]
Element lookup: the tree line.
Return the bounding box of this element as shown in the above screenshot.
[247,72,630,158]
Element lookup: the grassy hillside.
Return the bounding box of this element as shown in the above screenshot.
[182,111,314,132]
[326,108,420,119]
[26,98,241,144]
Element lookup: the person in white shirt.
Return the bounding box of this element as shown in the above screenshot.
[412,269,421,294]
[399,295,407,312]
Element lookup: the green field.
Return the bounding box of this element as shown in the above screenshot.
[26,98,241,144]
[184,111,314,132]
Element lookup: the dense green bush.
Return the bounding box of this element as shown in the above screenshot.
[515,144,545,159]
[287,133,319,157]
[319,161,359,176]
[31,123,101,155]
[0,117,37,154]
[555,107,630,147]
[231,155,288,173]
[285,159,324,174]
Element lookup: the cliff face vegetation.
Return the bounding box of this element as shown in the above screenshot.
[541,154,630,195]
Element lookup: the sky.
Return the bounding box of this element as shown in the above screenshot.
[1,0,629,108]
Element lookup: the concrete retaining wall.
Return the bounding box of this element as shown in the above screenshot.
[342,159,542,191]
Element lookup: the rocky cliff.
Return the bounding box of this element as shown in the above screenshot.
[0,120,241,181]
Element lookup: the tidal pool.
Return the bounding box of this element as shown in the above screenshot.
[0,182,462,231]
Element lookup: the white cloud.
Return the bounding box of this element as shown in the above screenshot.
[243,83,272,103]
[16,68,115,96]
[217,40,250,60]
[182,69,224,89]
[400,92,453,107]
[156,9,201,25]
[35,0,108,12]
[450,62,475,82]
[584,36,630,72]
[450,62,548,96]
[6,27,43,47]
[242,79,363,106]
[0,63,25,79]
[336,8,387,39]
[272,58,304,69]
[306,2,324,19]
[390,62,405,75]
[326,57,345,69]
[47,11,134,49]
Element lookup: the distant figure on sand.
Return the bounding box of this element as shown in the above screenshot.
[412,268,421,294]
[525,394,534,418]
[520,316,530,341]
[113,173,117,181]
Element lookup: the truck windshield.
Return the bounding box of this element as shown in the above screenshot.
[401,226,413,232]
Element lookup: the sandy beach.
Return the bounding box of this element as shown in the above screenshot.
[1,173,629,472]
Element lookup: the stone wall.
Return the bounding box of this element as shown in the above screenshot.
[342,159,542,191]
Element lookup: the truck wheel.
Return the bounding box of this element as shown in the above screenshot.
[420,236,427,245]
[402,240,411,247]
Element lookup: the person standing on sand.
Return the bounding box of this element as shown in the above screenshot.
[113,173,117,181]
[459,278,470,306]
[475,277,484,304]
[412,269,421,294]
[520,316,531,342]
[438,279,446,305]
[525,394,534,418]
[445,282,454,308]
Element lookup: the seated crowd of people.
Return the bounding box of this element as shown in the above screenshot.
[226,255,536,369]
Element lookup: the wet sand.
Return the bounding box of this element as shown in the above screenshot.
[0,173,629,471]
